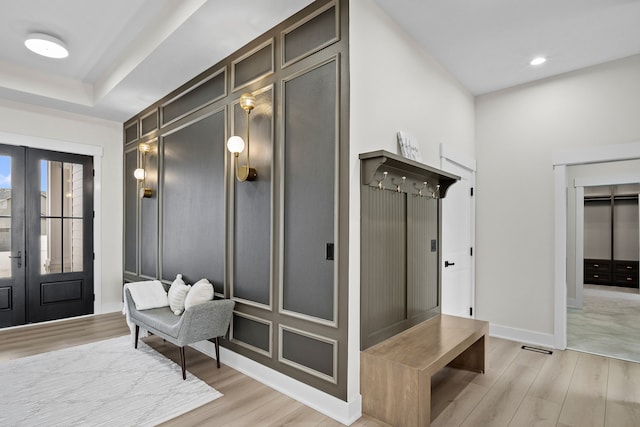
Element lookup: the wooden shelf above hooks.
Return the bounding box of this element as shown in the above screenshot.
[359,150,459,198]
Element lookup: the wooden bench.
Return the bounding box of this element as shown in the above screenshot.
[361,314,489,427]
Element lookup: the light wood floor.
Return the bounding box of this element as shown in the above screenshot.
[2,313,640,426]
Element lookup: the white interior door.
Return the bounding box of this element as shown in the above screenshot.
[441,157,475,318]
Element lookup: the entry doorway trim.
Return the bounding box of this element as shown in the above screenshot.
[0,131,103,314]
[553,141,640,350]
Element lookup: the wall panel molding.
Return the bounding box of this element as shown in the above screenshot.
[280,56,339,326]
[279,324,338,384]
[231,38,275,92]
[231,311,273,358]
[282,0,339,68]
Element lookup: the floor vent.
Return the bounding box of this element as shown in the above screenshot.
[521,345,553,355]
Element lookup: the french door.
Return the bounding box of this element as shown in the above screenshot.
[0,145,94,327]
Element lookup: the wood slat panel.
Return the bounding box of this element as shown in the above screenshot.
[361,187,406,336]
[407,195,438,315]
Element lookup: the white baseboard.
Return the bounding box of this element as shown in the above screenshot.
[490,323,556,349]
[190,340,362,426]
[98,302,123,315]
[566,297,578,309]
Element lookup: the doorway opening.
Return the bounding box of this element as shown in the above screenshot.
[553,141,640,350]
[568,171,640,362]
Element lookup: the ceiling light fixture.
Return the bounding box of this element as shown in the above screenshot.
[530,56,547,66]
[24,33,69,59]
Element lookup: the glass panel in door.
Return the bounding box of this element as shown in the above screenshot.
[0,146,26,328]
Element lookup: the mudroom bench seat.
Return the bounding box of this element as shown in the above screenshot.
[361,314,489,427]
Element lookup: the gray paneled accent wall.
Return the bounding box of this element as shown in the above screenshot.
[232,40,274,91]
[231,312,272,356]
[123,0,349,400]
[280,326,337,383]
[140,110,158,137]
[161,69,226,126]
[282,2,339,66]
[231,86,273,307]
[124,122,138,145]
[140,141,158,279]
[282,58,337,323]
[161,111,226,291]
[123,147,138,275]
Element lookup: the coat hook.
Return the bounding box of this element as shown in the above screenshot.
[377,171,388,190]
[418,181,428,197]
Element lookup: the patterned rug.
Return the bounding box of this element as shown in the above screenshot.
[0,335,222,426]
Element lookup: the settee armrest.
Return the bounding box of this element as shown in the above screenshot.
[177,299,235,347]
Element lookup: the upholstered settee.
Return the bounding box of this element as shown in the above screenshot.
[124,284,234,380]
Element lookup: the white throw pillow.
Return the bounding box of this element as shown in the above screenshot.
[127,280,169,311]
[184,278,214,310]
[167,274,191,315]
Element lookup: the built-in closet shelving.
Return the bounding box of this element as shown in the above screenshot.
[584,186,639,288]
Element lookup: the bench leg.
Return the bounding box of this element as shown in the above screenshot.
[448,335,486,373]
[179,347,186,380]
[134,325,139,349]
[214,337,221,368]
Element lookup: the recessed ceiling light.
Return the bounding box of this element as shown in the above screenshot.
[24,33,69,59]
[530,56,547,66]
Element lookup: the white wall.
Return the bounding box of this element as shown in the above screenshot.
[0,99,123,314]
[348,0,475,403]
[475,54,640,341]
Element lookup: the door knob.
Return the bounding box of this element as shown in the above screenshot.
[444,260,455,267]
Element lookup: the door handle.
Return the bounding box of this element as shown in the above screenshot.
[9,251,22,268]
[445,260,455,267]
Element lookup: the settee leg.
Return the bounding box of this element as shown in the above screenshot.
[134,325,139,349]
[179,347,186,380]
[214,337,220,368]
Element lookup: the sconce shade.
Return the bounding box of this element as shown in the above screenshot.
[239,93,256,111]
[227,136,245,154]
[138,142,151,153]
[134,168,145,180]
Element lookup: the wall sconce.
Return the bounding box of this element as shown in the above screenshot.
[134,142,153,198]
[227,93,257,182]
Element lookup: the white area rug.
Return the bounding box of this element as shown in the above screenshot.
[0,335,222,426]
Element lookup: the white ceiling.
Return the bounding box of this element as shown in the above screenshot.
[1,0,639,122]
[374,0,640,95]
